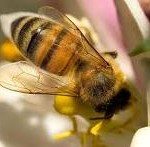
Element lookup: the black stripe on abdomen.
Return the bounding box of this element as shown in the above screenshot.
[17,17,40,49]
[11,16,28,40]
[26,22,53,57]
[41,28,68,69]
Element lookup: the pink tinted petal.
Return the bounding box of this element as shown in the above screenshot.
[77,0,125,51]
[77,0,135,82]
[115,0,150,92]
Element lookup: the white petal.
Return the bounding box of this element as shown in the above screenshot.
[115,0,150,49]
[130,127,150,147]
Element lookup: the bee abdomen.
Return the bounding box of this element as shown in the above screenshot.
[10,14,81,76]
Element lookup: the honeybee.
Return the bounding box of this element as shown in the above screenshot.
[0,6,131,120]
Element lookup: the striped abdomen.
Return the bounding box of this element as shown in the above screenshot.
[11,16,81,75]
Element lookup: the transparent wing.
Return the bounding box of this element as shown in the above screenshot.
[38,6,113,72]
[38,6,76,30]
[0,61,77,97]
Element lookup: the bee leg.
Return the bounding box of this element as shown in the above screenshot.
[89,113,113,120]
[71,116,78,133]
[70,116,92,147]
[89,117,105,120]
[103,51,118,59]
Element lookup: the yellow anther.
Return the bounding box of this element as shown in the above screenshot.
[52,131,73,140]
[90,122,103,136]
[0,39,23,61]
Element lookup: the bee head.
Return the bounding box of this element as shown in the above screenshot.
[80,69,131,118]
[94,88,131,118]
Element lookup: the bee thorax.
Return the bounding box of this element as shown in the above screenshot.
[80,71,116,107]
